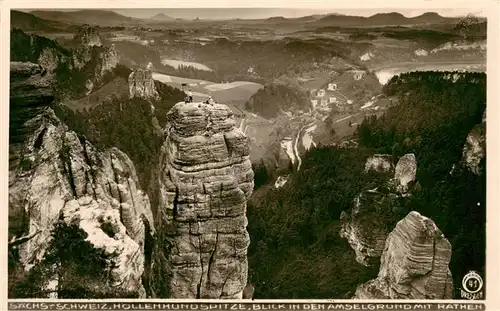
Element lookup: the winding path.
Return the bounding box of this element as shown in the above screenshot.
[294,121,316,171]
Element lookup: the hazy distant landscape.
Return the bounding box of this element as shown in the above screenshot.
[8,7,486,301]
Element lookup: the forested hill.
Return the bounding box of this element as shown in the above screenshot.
[358,71,485,185]
[245,83,310,119]
[247,71,486,299]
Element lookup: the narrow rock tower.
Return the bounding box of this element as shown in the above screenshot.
[155,101,254,298]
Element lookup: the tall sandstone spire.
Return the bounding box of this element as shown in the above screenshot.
[153,101,254,298]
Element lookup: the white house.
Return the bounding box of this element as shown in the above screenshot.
[329,97,337,103]
[327,83,337,91]
[311,99,318,108]
[317,89,326,97]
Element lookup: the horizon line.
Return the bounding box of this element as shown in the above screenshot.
[17,8,486,20]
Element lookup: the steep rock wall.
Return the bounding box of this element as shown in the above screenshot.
[9,62,55,171]
[153,101,254,298]
[9,106,155,297]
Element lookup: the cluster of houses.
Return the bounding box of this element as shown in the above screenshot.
[309,82,353,117]
[306,69,370,118]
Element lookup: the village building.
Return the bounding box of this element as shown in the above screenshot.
[327,83,337,91]
[350,70,365,80]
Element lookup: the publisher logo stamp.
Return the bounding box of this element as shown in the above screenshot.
[460,271,484,299]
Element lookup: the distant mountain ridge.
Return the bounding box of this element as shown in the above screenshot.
[21,9,468,27]
[11,10,70,32]
[29,9,147,26]
[313,11,459,27]
[150,13,174,21]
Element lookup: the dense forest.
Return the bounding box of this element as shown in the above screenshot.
[247,71,486,299]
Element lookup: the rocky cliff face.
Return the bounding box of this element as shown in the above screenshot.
[354,211,453,299]
[340,153,417,266]
[462,112,486,175]
[10,62,55,171]
[153,101,254,298]
[9,108,155,297]
[98,43,120,78]
[9,63,154,297]
[37,47,66,73]
[129,62,160,100]
[340,190,399,266]
[73,25,103,47]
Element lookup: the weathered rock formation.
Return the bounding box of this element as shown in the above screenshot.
[462,112,486,175]
[9,108,155,297]
[340,189,400,266]
[354,211,453,299]
[128,62,160,100]
[10,62,55,171]
[37,47,65,73]
[9,65,154,296]
[71,26,119,80]
[394,153,417,194]
[364,154,394,174]
[97,43,120,78]
[73,24,103,47]
[340,153,417,266]
[154,101,254,298]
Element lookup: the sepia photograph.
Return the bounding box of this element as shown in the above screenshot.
[3,0,496,308]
